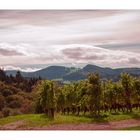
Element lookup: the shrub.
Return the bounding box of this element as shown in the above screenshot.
[8,100,22,108]
[0,111,3,118]
[2,88,13,97]
[20,99,33,114]
[6,94,24,108]
[0,94,5,111]
[10,109,21,116]
[2,107,11,117]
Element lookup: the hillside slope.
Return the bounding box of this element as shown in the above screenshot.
[6,64,140,81]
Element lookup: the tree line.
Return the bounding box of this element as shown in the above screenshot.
[0,69,41,92]
[0,69,40,117]
[35,73,140,118]
[0,68,140,119]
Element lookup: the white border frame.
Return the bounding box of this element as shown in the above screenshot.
[0,0,140,9]
[0,131,140,140]
[0,0,140,140]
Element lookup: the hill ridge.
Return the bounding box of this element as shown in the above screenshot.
[5,64,140,81]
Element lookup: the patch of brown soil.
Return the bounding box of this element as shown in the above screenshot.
[0,120,26,130]
[0,119,140,130]
[29,119,140,130]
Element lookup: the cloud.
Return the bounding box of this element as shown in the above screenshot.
[62,47,104,60]
[0,10,140,45]
[0,43,37,57]
[0,10,140,68]
[59,44,140,67]
[0,43,140,68]
[128,58,140,64]
[0,43,140,69]
[0,48,23,56]
[0,10,126,28]
[3,65,42,72]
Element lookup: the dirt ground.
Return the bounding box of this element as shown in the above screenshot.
[0,119,140,130]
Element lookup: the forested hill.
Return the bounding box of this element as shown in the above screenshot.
[5,64,140,81]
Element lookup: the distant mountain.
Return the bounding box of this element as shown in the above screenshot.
[63,71,86,81]
[83,64,115,75]
[5,64,140,81]
[63,64,116,81]
[82,64,140,80]
[29,66,71,79]
[6,66,78,80]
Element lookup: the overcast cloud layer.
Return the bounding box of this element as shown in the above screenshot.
[0,10,140,71]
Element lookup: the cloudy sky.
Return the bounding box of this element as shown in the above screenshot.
[0,10,140,71]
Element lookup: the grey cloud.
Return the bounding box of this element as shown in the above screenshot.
[0,10,134,28]
[128,58,140,64]
[96,43,140,53]
[62,47,83,58]
[62,47,104,60]
[0,48,23,56]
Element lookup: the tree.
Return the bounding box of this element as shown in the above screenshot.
[133,78,140,96]
[87,73,102,116]
[62,84,74,115]
[37,80,56,118]
[0,68,6,82]
[121,73,133,112]
[104,80,124,113]
[16,71,23,86]
[0,94,5,111]
[132,78,140,109]
[104,80,115,112]
[76,80,89,115]
[57,90,66,114]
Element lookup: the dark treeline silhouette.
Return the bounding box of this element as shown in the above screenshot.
[0,68,41,92]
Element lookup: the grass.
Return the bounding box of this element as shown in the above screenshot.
[0,114,93,127]
[0,109,140,128]
[121,126,140,130]
[100,109,140,122]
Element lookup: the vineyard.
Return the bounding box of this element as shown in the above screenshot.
[35,73,140,119]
